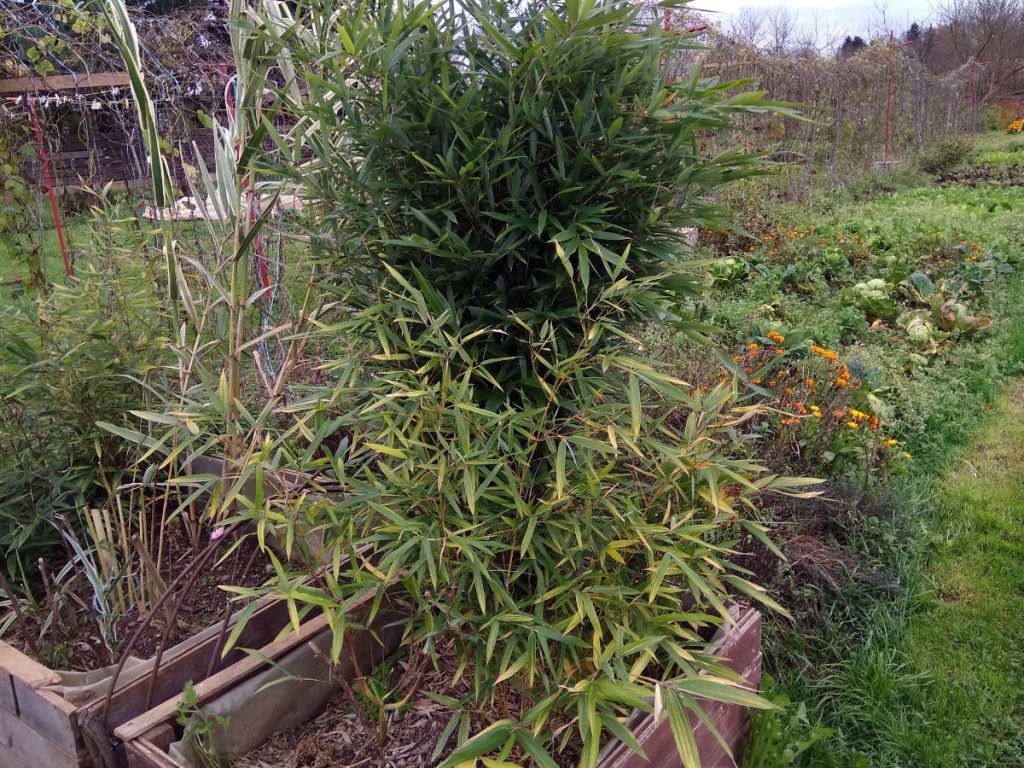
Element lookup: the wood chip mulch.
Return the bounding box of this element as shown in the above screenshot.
[235,637,578,768]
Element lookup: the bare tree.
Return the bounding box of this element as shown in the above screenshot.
[933,0,1024,101]
[765,6,799,53]
[728,6,767,46]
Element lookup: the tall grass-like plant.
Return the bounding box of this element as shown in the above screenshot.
[96,0,324,524]
[212,1,817,765]
[0,250,166,573]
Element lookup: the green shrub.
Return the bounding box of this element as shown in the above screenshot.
[0,248,166,570]
[917,136,973,175]
[222,0,811,764]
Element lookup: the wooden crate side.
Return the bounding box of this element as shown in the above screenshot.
[114,611,334,744]
[8,679,79,754]
[0,642,81,756]
[599,608,763,768]
[90,597,293,731]
[118,588,406,766]
[0,642,61,688]
[123,737,179,768]
[0,674,15,714]
[0,704,79,768]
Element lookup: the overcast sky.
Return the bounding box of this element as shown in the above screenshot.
[692,0,936,38]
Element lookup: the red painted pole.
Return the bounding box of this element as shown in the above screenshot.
[885,33,894,164]
[971,58,978,132]
[27,98,71,278]
[884,33,913,164]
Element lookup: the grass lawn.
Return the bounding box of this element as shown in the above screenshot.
[903,383,1024,764]
[0,216,93,286]
[692,131,1024,766]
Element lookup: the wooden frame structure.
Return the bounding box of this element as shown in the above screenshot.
[117,605,761,768]
[0,597,294,768]
[116,586,404,768]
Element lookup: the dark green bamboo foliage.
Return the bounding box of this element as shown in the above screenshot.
[227,1,814,765]
[284,0,790,397]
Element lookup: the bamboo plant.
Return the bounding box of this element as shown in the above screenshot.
[214,1,816,765]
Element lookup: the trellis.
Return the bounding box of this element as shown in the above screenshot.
[700,40,979,186]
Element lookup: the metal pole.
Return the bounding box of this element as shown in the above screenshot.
[885,32,894,164]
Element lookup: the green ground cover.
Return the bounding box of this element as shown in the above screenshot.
[684,131,1024,766]
[3,125,1023,766]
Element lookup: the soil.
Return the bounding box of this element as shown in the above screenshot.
[735,478,903,630]
[236,636,579,768]
[936,164,1024,187]
[7,522,271,671]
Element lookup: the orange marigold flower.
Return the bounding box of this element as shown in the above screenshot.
[767,331,785,343]
[870,417,880,430]
[752,378,763,384]
[837,378,848,388]
[744,367,753,374]
[809,345,839,362]
[748,343,759,350]
[806,378,815,387]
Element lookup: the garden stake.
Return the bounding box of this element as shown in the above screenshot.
[0,566,38,659]
[100,521,242,724]
[27,97,71,277]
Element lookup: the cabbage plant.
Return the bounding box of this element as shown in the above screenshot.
[841,279,898,321]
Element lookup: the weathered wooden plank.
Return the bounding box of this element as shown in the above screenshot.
[0,674,15,715]
[0,72,131,95]
[0,642,61,689]
[0,705,78,768]
[123,736,178,768]
[115,611,333,743]
[118,585,405,766]
[9,679,78,755]
[90,597,292,731]
[141,722,175,753]
[598,607,762,768]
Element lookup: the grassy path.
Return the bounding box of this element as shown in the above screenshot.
[903,384,1024,765]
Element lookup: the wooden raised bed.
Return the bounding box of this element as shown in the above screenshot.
[116,586,404,768]
[598,605,762,768]
[0,597,296,768]
[119,604,761,768]
[0,454,329,768]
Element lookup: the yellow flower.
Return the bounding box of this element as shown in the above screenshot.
[847,421,859,429]
[886,438,898,447]
[903,452,912,460]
